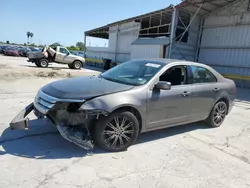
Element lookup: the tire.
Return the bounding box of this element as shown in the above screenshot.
[68,64,73,69]
[94,111,140,152]
[39,59,49,68]
[206,101,228,127]
[72,60,82,69]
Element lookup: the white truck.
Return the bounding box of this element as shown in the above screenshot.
[28,46,85,69]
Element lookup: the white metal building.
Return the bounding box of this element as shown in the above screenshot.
[85,0,250,87]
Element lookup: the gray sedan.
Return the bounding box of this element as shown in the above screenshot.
[10,59,236,152]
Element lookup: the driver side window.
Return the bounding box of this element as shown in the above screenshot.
[159,65,187,86]
[59,48,69,55]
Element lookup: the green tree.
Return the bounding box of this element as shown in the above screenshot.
[6,41,9,44]
[67,45,79,51]
[26,31,31,44]
[76,42,86,51]
[24,43,27,46]
[30,32,34,44]
[50,42,61,48]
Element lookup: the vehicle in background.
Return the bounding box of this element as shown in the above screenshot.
[28,46,40,52]
[4,47,19,56]
[10,59,236,152]
[77,51,85,57]
[70,51,78,55]
[18,47,31,57]
[1,46,10,54]
[28,45,85,69]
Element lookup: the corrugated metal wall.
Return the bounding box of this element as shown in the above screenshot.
[86,47,110,59]
[109,22,140,62]
[198,0,250,87]
[131,45,163,59]
[171,11,200,61]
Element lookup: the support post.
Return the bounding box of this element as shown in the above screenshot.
[114,24,119,62]
[195,17,204,62]
[84,32,87,50]
[176,3,203,43]
[168,7,177,58]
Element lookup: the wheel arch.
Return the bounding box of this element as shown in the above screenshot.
[216,97,229,114]
[110,105,143,132]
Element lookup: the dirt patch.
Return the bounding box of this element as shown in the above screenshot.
[0,67,99,79]
[0,56,101,79]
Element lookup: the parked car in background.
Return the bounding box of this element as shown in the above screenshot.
[28,45,85,69]
[1,46,10,54]
[70,51,78,55]
[18,47,31,57]
[4,47,19,56]
[28,47,40,52]
[77,51,85,57]
[10,59,236,152]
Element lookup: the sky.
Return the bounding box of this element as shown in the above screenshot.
[1,0,180,47]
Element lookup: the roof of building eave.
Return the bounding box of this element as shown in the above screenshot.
[85,0,239,39]
[177,0,239,16]
[85,5,174,39]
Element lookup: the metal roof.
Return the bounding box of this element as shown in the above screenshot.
[85,5,174,39]
[85,0,239,39]
[177,0,239,15]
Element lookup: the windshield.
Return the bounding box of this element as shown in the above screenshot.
[100,60,164,86]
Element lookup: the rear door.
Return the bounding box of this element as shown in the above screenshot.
[187,65,220,121]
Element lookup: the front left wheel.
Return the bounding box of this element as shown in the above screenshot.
[94,111,140,152]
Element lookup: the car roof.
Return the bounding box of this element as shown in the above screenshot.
[132,58,209,67]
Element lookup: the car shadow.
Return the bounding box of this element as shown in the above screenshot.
[0,118,208,159]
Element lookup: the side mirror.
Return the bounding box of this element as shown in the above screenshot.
[155,81,171,90]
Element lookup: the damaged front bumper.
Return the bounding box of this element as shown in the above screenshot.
[9,102,107,151]
[10,103,34,130]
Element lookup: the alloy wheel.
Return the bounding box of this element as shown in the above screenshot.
[102,116,135,149]
[213,102,227,126]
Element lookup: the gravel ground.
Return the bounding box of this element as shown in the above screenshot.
[0,56,250,188]
[0,55,102,78]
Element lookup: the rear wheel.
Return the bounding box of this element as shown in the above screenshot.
[206,101,228,127]
[94,111,140,152]
[72,60,82,69]
[39,59,49,68]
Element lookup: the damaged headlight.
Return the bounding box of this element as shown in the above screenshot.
[79,101,109,117]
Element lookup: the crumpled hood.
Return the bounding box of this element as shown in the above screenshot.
[41,75,133,100]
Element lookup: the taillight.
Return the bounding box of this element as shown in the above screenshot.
[234,85,237,94]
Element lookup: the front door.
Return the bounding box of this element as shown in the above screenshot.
[146,65,192,130]
[55,47,71,64]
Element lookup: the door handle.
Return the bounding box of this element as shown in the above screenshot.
[182,91,190,97]
[213,88,220,92]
